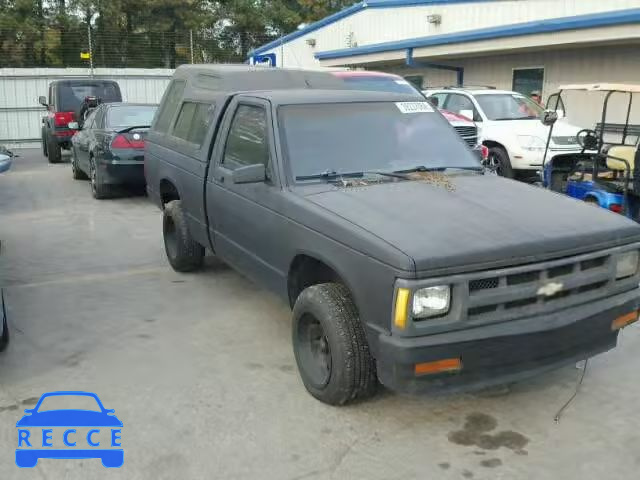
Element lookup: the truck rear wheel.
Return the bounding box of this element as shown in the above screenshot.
[292,283,377,405]
[42,131,48,158]
[47,135,62,164]
[163,200,204,272]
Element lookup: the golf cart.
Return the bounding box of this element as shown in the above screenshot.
[542,84,640,220]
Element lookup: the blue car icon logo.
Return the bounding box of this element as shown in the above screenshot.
[16,391,123,468]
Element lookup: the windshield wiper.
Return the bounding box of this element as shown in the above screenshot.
[493,116,538,121]
[117,125,151,133]
[394,165,483,174]
[295,170,409,181]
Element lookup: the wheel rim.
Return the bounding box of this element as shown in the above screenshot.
[164,215,178,260]
[296,313,332,388]
[488,152,503,175]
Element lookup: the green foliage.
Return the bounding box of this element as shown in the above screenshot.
[0,0,354,67]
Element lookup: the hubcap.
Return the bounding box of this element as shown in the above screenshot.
[488,153,502,175]
[296,314,332,388]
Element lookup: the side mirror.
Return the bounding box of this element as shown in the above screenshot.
[68,121,80,130]
[231,163,266,184]
[38,96,48,107]
[541,110,558,126]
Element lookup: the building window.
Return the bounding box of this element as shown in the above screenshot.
[404,75,423,90]
[512,68,544,98]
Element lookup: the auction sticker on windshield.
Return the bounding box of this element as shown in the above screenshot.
[395,102,434,114]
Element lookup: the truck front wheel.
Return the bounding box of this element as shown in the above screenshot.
[163,200,204,272]
[292,283,377,405]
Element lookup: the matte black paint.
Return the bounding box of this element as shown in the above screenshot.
[145,65,640,394]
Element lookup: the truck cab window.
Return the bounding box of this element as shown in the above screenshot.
[223,105,270,171]
[172,102,212,146]
[153,80,186,134]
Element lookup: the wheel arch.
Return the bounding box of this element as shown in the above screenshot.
[159,178,181,207]
[287,252,358,309]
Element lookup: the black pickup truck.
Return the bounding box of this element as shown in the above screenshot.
[145,65,640,405]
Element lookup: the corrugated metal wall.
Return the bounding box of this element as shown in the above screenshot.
[260,0,640,68]
[0,68,173,148]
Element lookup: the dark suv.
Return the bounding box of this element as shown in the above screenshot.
[39,79,122,163]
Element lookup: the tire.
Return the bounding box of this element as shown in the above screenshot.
[47,134,62,164]
[163,200,205,272]
[487,146,514,179]
[42,130,48,158]
[89,157,111,199]
[292,283,377,405]
[0,290,9,353]
[71,147,88,180]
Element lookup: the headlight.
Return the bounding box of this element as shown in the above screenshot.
[517,135,547,152]
[412,286,450,318]
[616,251,639,279]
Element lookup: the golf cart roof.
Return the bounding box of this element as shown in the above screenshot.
[558,83,640,93]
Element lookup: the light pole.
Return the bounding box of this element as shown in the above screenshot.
[88,13,100,77]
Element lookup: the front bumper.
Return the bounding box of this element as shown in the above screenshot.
[375,289,638,394]
[511,148,583,170]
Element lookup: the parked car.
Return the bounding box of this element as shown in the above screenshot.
[39,79,122,163]
[423,86,584,179]
[146,65,640,406]
[0,147,13,351]
[333,71,480,148]
[69,103,157,199]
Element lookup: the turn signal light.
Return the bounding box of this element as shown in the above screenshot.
[394,288,410,330]
[415,358,462,376]
[612,310,638,331]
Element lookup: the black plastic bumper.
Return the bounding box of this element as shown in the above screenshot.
[98,161,145,186]
[375,291,638,395]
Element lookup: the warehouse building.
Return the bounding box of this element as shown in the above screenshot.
[249,0,640,126]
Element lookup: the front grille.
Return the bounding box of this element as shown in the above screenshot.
[454,125,478,146]
[465,252,618,320]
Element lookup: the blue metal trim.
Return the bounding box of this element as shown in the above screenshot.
[406,47,464,86]
[315,7,640,60]
[248,0,496,57]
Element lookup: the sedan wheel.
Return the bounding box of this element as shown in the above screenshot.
[89,159,110,199]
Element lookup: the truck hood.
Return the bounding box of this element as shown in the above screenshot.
[303,174,640,274]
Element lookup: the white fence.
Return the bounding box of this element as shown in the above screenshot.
[0,68,173,148]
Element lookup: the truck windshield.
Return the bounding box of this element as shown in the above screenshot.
[279,102,480,181]
[475,93,544,121]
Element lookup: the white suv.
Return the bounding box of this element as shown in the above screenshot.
[423,87,584,178]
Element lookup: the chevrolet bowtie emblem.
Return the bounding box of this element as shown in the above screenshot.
[537,282,564,297]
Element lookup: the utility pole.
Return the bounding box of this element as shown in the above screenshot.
[190,30,195,64]
[88,22,94,77]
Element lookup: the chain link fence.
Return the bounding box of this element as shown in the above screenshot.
[0,21,274,69]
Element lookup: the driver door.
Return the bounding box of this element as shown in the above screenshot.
[206,98,289,292]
